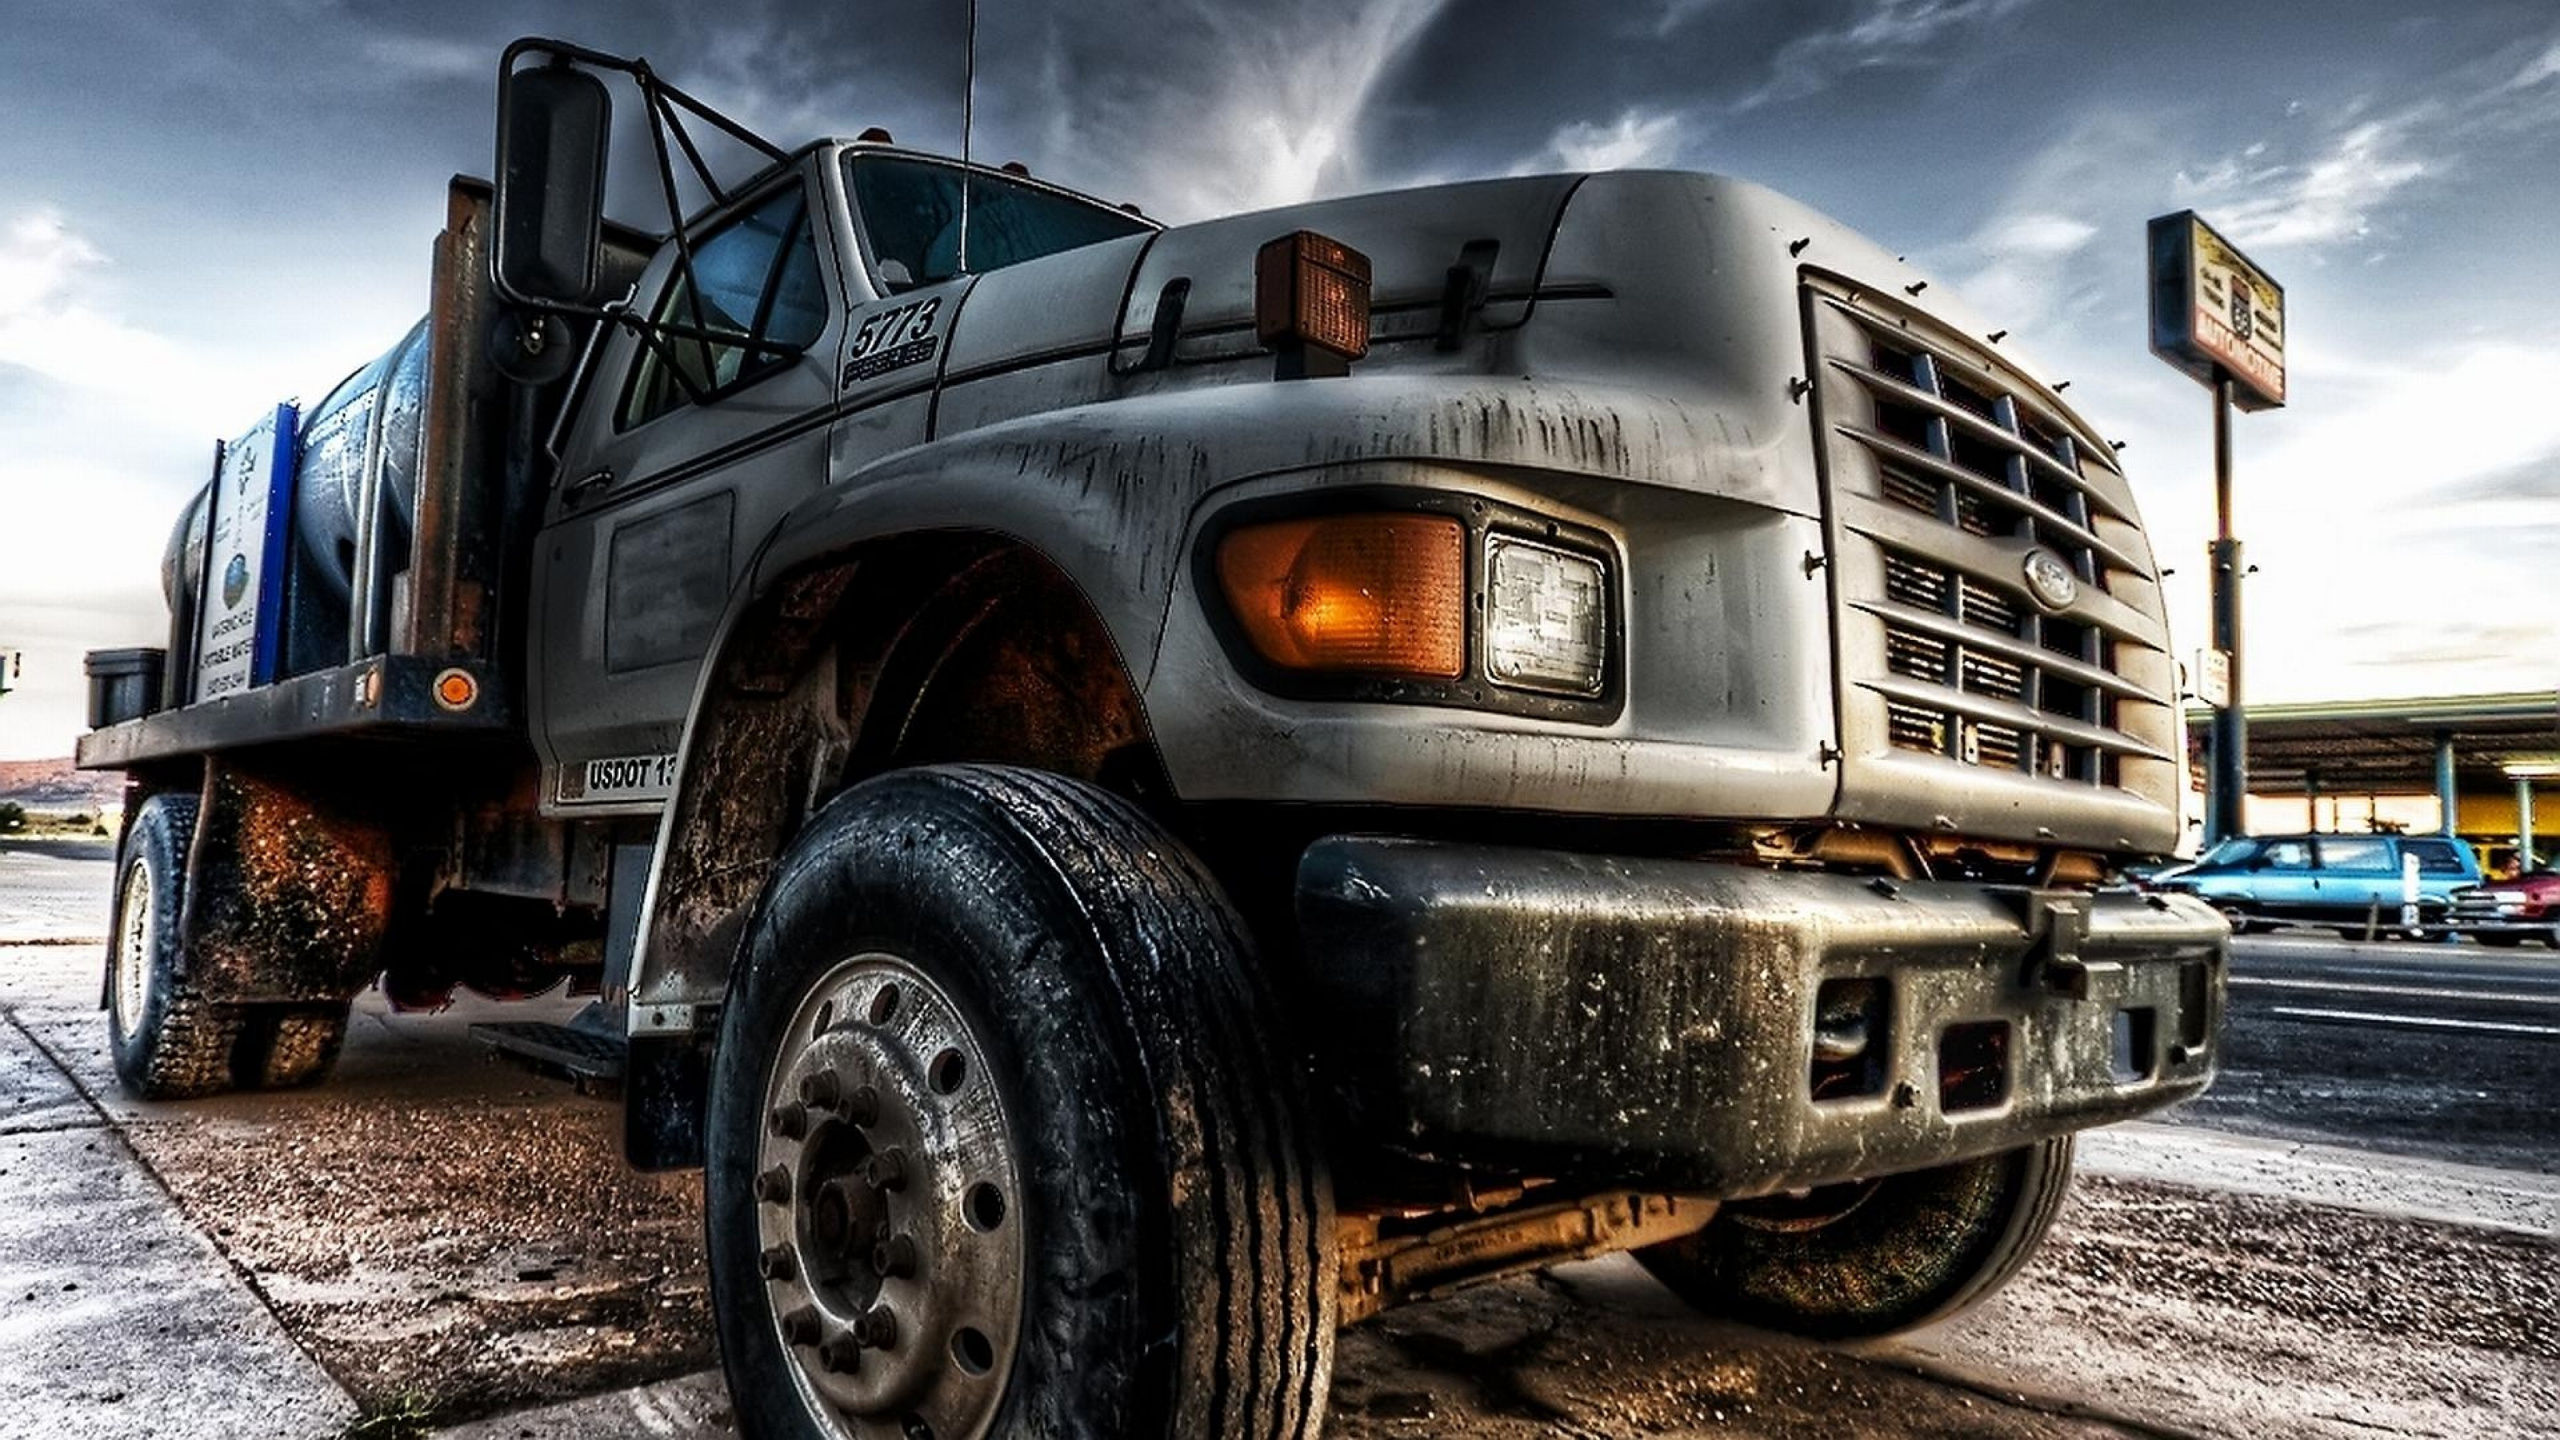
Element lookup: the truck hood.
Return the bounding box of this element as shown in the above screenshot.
[936,173,1584,389]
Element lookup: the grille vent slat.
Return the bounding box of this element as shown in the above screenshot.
[1816,274,2169,794]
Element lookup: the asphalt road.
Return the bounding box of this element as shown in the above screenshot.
[2167,933,2560,1172]
[0,837,118,942]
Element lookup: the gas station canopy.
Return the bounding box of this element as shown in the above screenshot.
[2185,691,2560,795]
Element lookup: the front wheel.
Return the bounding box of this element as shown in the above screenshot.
[1635,1138,2075,1339]
[706,765,1334,1440]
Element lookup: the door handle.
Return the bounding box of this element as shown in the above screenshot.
[563,469,614,507]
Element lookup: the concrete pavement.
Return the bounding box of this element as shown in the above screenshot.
[0,1003,358,1439]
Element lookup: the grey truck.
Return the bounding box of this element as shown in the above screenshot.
[78,38,2224,1440]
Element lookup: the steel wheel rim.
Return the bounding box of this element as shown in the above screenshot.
[1728,1177,1885,1233]
[111,856,154,1037]
[755,951,1024,1440]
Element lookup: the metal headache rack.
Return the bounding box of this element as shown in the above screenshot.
[1805,276,2175,793]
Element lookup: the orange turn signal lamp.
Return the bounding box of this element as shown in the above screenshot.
[1215,513,1465,679]
[1255,230,1372,375]
[432,667,480,712]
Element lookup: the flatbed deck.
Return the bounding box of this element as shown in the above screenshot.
[75,656,512,770]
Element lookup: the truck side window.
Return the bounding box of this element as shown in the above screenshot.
[621,184,827,429]
[847,154,1150,293]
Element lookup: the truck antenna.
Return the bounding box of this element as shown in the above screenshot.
[959,0,977,274]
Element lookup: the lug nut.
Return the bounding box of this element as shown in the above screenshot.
[818,1333,863,1374]
[799,1071,844,1109]
[769,1100,810,1140]
[844,1084,880,1127]
[758,1243,796,1281]
[872,1233,918,1278]
[755,1166,793,1205]
[780,1306,821,1345]
[853,1305,900,1350]
[859,1147,910,1192]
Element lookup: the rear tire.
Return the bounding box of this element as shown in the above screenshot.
[706,764,1334,1440]
[1635,1138,2075,1339]
[236,1001,352,1088]
[105,794,244,1100]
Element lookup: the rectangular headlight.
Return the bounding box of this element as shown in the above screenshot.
[1485,536,1607,696]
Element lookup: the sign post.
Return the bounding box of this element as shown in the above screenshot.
[2150,211,2285,845]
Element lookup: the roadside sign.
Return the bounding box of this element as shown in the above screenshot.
[2195,647,2231,708]
[2148,211,2285,410]
[192,404,298,702]
[0,648,18,697]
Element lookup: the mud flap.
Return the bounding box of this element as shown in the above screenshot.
[181,763,394,1004]
[625,1031,711,1171]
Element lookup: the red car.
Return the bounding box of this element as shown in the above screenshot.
[2448,869,2560,947]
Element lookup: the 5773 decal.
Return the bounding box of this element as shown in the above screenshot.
[842,296,943,386]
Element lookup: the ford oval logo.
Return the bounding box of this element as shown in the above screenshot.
[2022,549,2078,610]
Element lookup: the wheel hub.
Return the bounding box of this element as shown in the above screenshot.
[757,953,1022,1440]
[111,857,154,1037]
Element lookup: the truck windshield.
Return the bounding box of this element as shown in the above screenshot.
[847,154,1150,292]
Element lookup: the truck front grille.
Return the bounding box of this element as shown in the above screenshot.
[1805,275,2177,801]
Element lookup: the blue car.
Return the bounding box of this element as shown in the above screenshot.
[2150,832,2482,935]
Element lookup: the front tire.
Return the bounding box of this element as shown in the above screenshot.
[106,793,244,1100]
[706,765,1334,1440]
[1635,1138,2075,1339]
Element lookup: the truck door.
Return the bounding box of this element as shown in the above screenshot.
[533,163,858,815]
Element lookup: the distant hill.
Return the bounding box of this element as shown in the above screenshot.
[0,758,121,813]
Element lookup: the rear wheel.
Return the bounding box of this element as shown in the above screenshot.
[2215,902,2262,935]
[1635,1138,2074,1339]
[706,765,1333,1440]
[105,794,245,1100]
[235,1001,352,1088]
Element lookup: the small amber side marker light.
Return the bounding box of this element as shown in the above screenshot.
[433,668,480,712]
[1216,513,1465,679]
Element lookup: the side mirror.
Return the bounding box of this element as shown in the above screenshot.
[494,63,611,306]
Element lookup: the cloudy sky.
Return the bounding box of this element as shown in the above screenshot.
[3,0,2557,759]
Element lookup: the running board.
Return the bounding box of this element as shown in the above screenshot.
[471,1015,628,1086]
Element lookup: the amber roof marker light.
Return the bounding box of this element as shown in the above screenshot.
[1256,230,1372,380]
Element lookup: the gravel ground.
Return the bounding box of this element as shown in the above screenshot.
[6,859,2556,1438]
[127,1098,713,1421]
